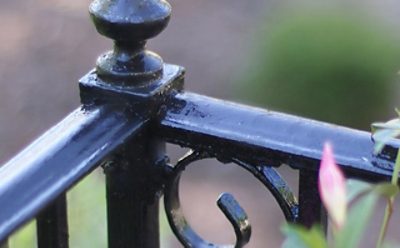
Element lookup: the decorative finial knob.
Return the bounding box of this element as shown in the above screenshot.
[89,0,171,85]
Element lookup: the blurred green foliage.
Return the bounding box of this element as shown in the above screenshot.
[8,170,107,248]
[240,8,400,129]
[9,221,36,247]
[67,170,107,248]
[7,169,173,248]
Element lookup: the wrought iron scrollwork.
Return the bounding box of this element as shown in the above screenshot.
[164,150,250,248]
[164,150,299,247]
[230,158,299,222]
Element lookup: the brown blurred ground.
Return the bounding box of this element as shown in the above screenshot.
[2,0,400,247]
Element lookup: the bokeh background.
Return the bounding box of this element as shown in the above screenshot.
[2,0,400,247]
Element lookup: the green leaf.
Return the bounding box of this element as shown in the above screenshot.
[335,193,378,248]
[373,129,400,154]
[373,183,399,198]
[346,179,372,204]
[394,108,400,117]
[281,224,327,248]
[371,118,400,132]
[371,119,400,153]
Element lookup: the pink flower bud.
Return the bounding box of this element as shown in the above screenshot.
[318,142,347,230]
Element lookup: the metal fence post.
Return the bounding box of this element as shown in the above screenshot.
[103,132,166,248]
[298,170,327,232]
[85,0,182,247]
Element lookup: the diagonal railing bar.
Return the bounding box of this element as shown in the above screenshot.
[0,106,147,242]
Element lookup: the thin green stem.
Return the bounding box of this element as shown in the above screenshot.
[390,151,400,185]
[376,149,400,248]
[377,199,393,248]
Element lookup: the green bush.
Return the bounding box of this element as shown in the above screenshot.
[240,9,400,129]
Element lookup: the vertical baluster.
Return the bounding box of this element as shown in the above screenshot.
[0,239,8,248]
[104,133,165,248]
[298,170,327,232]
[36,194,69,248]
[87,0,174,247]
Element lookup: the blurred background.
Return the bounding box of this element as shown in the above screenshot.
[2,0,400,247]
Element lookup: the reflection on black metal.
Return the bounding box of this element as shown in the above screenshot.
[36,194,69,248]
[217,193,251,248]
[230,158,298,222]
[0,0,398,247]
[164,150,252,248]
[164,149,298,247]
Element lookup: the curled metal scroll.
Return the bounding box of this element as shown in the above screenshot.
[230,158,298,222]
[164,150,298,248]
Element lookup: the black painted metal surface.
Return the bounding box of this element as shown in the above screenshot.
[105,127,166,248]
[37,194,69,248]
[1,0,399,247]
[159,92,396,181]
[231,158,298,222]
[164,150,252,248]
[89,0,171,85]
[86,0,183,247]
[298,170,327,230]
[0,106,146,242]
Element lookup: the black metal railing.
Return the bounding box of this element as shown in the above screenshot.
[0,0,398,247]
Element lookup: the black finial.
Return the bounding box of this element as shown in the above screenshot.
[89,0,171,85]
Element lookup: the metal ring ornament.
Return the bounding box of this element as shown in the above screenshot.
[164,150,298,248]
[230,158,298,222]
[164,150,251,248]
